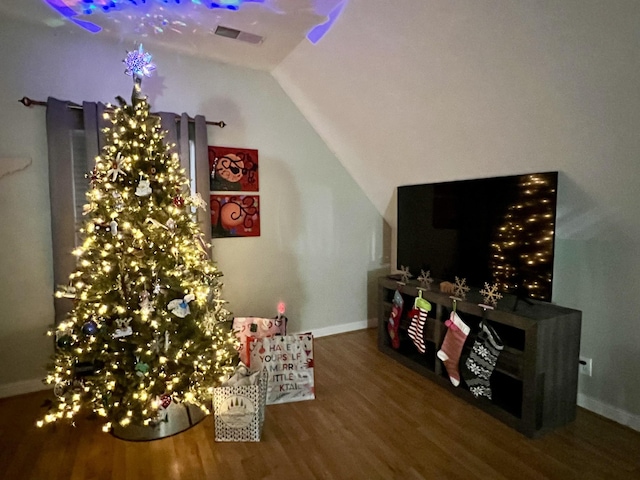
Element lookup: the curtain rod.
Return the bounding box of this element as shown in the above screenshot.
[18,96,226,128]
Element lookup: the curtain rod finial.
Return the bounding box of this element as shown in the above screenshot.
[19,97,33,107]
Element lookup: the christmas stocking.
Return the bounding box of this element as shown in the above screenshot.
[437,311,470,386]
[407,296,431,353]
[462,322,504,399]
[387,290,404,349]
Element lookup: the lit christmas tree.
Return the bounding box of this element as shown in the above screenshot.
[39,46,238,432]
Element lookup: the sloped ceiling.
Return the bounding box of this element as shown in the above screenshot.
[0,0,343,71]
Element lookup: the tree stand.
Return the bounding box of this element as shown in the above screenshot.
[112,402,206,441]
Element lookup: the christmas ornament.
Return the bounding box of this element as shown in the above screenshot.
[150,332,163,354]
[135,360,150,377]
[188,192,207,210]
[56,335,72,350]
[82,320,98,336]
[139,291,155,317]
[159,394,172,410]
[168,293,195,318]
[113,317,133,338]
[173,195,185,207]
[82,203,96,215]
[107,153,126,182]
[53,382,66,398]
[89,167,100,186]
[57,284,76,299]
[112,191,124,211]
[109,220,118,236]
[135,177,152,197]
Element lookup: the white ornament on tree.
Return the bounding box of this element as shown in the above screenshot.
[135,176,152,196]
[168,293,195,318]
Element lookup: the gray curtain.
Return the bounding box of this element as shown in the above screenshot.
[158,112,211,244]
[46,98,108,325]
[46,101,210,325]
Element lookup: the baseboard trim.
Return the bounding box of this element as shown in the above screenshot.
[578,393,640,432]
[309,319,374,338]
[0,378,48,399]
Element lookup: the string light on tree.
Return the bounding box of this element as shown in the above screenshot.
[40,46,238,431]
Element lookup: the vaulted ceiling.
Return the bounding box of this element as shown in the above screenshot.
[0,0,345,71]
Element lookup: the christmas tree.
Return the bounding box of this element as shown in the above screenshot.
[39,46,238,432]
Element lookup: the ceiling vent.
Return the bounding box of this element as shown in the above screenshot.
[215,25,264,45]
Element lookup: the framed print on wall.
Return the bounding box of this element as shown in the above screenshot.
[211,194,260,238]
[209,146,259,192]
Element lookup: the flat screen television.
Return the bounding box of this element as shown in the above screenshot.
[397,171,558,302]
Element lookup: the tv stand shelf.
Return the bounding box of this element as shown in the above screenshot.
[377,276,582,438]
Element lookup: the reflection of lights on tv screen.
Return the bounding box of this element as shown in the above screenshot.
[397,172,559,302]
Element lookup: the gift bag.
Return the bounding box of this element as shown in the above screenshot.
[249,333,315,405]
[232,316,287,366]
[213,366,268,442]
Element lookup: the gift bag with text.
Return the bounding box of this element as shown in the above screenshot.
[232,316,287,366]
[249,333,315,405]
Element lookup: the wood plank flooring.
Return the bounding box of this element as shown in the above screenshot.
[1,328,639,479]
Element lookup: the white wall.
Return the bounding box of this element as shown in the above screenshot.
[274,0,640,430]
[0,14,384,396]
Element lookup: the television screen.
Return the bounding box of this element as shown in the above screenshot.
[397,171,558,302]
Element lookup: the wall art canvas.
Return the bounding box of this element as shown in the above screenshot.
[209,146,259,192]
[211,194,260,238]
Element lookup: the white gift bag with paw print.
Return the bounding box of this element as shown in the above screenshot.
[249,333,315,405]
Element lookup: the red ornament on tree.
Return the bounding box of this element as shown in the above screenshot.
[173,195,185,207]
[159,394,172,410]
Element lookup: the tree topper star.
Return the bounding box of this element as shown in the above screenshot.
[124,44,156,78]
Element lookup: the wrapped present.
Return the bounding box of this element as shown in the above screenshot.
[232,316,287,366]
[213,365,268,442]
[249,333,315,405]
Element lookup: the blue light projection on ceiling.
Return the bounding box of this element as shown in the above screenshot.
[42,0,265,33]
[306,0,346,45]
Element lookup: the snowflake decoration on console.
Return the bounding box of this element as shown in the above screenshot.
[479,282,503,309]
[417,270,433,291]
[399,265,413,284]
[453,276,470,300]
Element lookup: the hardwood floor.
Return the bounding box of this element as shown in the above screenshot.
[1,328,639,479]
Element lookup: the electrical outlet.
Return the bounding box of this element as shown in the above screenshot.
[579,356,592,377]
